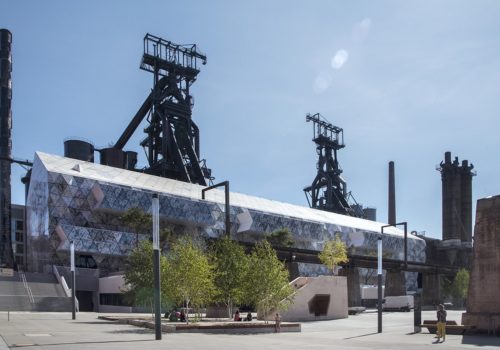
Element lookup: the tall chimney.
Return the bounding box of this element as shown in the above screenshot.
[388,161,396,225]
[0,29,13,268]
[460,160,474,243]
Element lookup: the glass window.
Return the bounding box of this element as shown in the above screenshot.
[16,220,24,231]
[15,232,23,242]
[99,293,130,306]
[16,244,24,254]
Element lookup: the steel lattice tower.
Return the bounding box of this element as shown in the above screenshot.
[115,34,212,185]
[304,113,360,216]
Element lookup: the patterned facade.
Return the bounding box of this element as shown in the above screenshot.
[26,152,426,274]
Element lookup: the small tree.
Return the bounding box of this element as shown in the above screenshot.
[120,207,152,247]
[165,238,215,324]
[244,240,294,322]
[123,241,170,316]
[210,236,249,318]
[266,228,295,248]
[447,268,469,308]
[319,234,349,275]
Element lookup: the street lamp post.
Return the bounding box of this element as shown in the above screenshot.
[377,237,382,333]
[152,194,161,340]
[201,181,230,236]
[70,240,76,320]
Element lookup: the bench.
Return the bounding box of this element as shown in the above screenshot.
[420,320,474,335]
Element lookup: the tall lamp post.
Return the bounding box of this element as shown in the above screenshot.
[152,194,161,340]
[377,237,382,333]
[70,240,76,320]
[201,181,230,236]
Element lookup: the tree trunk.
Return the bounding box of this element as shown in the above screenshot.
[228,299,232,319]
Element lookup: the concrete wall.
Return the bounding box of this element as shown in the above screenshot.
[99,275,126,294]
[272,276,348,322]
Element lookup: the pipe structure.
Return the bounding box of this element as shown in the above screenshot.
[0,29,13,268]
[388,161,396,225]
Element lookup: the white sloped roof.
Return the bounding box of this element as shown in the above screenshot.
[35,151,419,239]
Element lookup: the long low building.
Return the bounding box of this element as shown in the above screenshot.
[26,152,425,277]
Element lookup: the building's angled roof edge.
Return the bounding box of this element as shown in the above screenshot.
[34,151,422,240]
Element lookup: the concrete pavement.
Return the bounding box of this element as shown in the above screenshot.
[0,310,499,349]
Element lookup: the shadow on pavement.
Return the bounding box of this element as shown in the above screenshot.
[109,328,155,334]
[462,335,500,347]
[10,339,155,348]
[343,332,378,340]
[72,321,112,325]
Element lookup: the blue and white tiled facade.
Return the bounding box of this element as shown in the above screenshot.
[26,152,426,273]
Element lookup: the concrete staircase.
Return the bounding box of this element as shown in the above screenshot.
[0,271,71,312]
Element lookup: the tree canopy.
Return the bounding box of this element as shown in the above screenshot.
[210,236,249,318]
[266,228,295,248]
[444,268,469,306]
[122,240,170,314]
[165,238,215,323]
[120,207,152,247]
[244,240,294,321]
[319,234,349,275]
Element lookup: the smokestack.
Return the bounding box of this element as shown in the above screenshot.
[0,29,13,267]
[460,159,474,243]
[440,151,458,241]
[388,161,396,225]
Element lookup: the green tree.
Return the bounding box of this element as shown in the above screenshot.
[445,268,469,307]
[120,207,152,247]
[210,236,249,318]
[266,228,295,248]
[244,240,294,322]
[122,241,170,316]
[165,238,215,324]
[319,234,349,275]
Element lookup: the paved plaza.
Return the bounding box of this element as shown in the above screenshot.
[0,310,499,350]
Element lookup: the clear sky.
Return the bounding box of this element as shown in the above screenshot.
[2,1,500,239]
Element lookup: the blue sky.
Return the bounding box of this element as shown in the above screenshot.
[3,1,500,239]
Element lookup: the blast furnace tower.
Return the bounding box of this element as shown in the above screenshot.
[114,34,212,185]
[303,113,361,216]
[438,151,475,243]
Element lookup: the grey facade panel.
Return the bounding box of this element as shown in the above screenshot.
[26,152,426,274]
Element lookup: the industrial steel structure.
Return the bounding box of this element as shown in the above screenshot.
[437,151,475,243]
[0,29,13,267]
[114,34,212,185]
[303,113,362,217]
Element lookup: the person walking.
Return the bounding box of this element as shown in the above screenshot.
[436,304,447,342]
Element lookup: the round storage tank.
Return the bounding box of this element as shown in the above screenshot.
[363,207,377,221]
[100,147,125,169]
[64,139,94,162]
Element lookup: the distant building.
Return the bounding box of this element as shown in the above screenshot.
[11,204,25,269]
